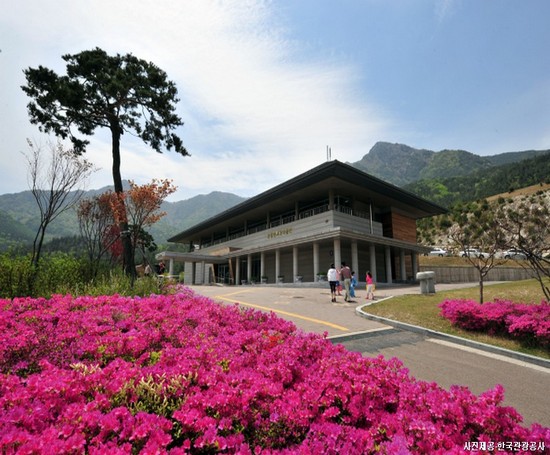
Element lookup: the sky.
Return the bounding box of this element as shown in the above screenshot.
[1,0,549,202]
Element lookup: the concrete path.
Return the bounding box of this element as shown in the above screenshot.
[190,282,550,427]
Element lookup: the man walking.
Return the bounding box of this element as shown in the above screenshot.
[340,262,352,302]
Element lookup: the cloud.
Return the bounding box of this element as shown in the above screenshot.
[0,0,390,200]
[434,0,459,25]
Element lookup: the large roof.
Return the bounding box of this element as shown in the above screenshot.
[168,160,447,243]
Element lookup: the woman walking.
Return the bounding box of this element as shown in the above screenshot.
[327,264,338,303]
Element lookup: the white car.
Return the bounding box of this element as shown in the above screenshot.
[497,249,527,260]
[459,248,490,259]
[428,247,448,257]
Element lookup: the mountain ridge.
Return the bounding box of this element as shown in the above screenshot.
[349,141,550,187]
[2,142,549,251]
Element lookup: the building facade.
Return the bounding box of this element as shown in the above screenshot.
[157,160,447,285]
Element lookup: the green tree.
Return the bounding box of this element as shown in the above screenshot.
[22,47,189,277]
[448,200,506,303]
[494,194,550,300]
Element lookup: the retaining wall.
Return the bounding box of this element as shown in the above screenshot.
[418,265,538,283]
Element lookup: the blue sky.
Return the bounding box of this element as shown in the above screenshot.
[1,0,549,201]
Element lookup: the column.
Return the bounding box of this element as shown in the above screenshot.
[275,249,281,282]
[400,249,406,282]
[293,246,299,282]
[411,252,418,278]
[333,238,341,271]
[247,253,252,283]
[351,240,359,277]
[235,256,241,285]
[168,258,174,276]
[200,260,205,284]
[369,244,376,282]
[184,262,194,285]
[260,252,265,281]
[385,246,393,284]
[313,242,320,281]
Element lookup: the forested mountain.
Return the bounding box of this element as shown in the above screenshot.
[1,142,549,252]
[349,142,550,187]
[0,188,246,252]
[403,152,550,207]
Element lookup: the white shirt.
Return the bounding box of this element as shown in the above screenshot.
[327,267,338,281]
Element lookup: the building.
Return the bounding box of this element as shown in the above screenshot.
[157,160,447,285]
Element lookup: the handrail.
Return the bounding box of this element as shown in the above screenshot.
[200,204,378,248]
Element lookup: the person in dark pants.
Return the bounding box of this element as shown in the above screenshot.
[327,263,338,302]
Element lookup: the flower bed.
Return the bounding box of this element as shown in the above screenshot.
[1,289,548,453]
[439,299,550,348]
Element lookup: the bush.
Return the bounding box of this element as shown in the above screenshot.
[1,289,548,453]
[440,299,550,348]
[0,252,163,298]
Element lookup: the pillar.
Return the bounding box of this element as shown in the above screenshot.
[200,260,205,284]
[400,249,406,282]
[293,246,299,282]
[369,244,376,282]
[168,258,174,277]
[235,256,241,285]
[412,252,418,278]
[313,242,320,280]
[275,249,281,282]
[247,253,252,283]
[260,252,265,280]
[385,246,393,284]
[333,238,341,272]
[351,240,359,277]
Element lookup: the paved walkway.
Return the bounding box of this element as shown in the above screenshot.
[189,282,550,427]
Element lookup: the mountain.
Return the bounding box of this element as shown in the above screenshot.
[2,142,549,252]
[0,209,36,250]
[349,142,550,187]
[403,152,550,207]
[0,188,246,251]
[152,192,247,243]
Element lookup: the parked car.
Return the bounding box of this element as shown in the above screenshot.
[459,248,490,259]
[428,247,448,257]
[497,249,527,260]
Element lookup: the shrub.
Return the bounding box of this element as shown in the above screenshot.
[1,290,548,453]
[440,299,550,347]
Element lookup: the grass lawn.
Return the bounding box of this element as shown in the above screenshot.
[361,279,550,360]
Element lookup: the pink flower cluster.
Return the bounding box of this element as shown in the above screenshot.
[1,290,549,454]
[439,299,550,347]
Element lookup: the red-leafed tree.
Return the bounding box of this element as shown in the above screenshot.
[78,179,177,277]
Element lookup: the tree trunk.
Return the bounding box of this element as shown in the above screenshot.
[110,123,135,280]
[478,272,484,304]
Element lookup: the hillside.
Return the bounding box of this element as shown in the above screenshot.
[0,189,246,251]
[403,152,550,207]
[350,141,550,187]
[0,210,36,250]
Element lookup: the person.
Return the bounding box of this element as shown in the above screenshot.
[335,265,342,296]
[327,263,338,302]
[350,271,357,299]
[365,271,375,300]
[144,263,152,276]
[340,262,352,302]
[158,261,166,275]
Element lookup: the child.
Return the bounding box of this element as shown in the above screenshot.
[365,271,375,300]
[350,271,357,299]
